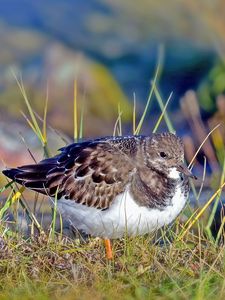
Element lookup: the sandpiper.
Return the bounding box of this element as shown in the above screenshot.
[3,133,196,258]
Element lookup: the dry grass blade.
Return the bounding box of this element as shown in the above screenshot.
[188,123,221,169]
[118,103,122,136]
[196,156,207,204]
[49,187,59,241]
[179,207,201,233]
[18,133,37,164]
[154,260,187,299]
[178,181,225,240]
[215,216,225,245]
[113,110,123,136]
[19,195,44,235]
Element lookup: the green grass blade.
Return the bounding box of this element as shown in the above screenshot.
[0,189,14,219]
[153,85,175,133]
[152,92,173,133]
[134,47,164,135]
[73,80,78,142]
[196,156,207,206]
[133,92,136,134]
[79,99,85,139]
[134,64,160,135]
[13,72,45,145]
[0,181,14,194]
[50,187,59,240]
[21,111,39,136]
[0,187,25,219]
[206,156,225,242]
[2,184,44,235]
[43,84,49,143]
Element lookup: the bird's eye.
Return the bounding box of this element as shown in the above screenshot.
[160,151,167,158]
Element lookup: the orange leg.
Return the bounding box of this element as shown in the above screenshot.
[104,239,113,260]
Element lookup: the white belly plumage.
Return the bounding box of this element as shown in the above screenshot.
[56,184,187,239]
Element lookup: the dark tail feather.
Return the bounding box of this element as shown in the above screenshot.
[2,168,22,182]
[2,165,51,193]
[2,155,65,197]
[2,159,62,197]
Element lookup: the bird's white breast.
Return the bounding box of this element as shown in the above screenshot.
[56,181,187,239]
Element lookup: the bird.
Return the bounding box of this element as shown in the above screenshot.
[2,132,196,259]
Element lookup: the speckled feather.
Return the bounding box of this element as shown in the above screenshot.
[3,133,190,212]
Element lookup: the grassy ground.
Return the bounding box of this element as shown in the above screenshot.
[0,228,225,300]
[1,67,225,299]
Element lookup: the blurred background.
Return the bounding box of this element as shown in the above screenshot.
[0,0,225,178]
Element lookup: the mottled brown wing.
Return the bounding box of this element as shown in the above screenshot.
[3,139,135,210]
[56,143,134,209]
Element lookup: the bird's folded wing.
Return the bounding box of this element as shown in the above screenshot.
[4,140,134,210]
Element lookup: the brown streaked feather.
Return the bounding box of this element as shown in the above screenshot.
[4,137,137,210]
[58,142,135,209]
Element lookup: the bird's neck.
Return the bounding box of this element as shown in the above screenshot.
[130,166,178,209]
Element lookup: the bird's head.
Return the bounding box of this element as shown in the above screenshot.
[144,133,196,180]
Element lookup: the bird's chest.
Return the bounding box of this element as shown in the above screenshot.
[56,182,188,239]
[113,183,188,236]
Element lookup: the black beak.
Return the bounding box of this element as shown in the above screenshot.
[176,164,197,179]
